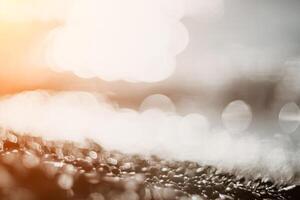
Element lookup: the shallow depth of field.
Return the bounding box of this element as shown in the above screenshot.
[0,0,300,199]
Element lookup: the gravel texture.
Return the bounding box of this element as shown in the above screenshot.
[0,130,298,200]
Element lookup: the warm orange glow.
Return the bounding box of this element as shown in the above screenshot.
[0,0,68,22]
[0,20,64,94]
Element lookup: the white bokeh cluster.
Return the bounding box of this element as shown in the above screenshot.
[46,0,189,82]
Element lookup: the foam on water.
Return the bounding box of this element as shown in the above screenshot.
[0,90,298,183]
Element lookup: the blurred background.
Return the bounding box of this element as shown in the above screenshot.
[0,0,300,179]
[0,0,300,133]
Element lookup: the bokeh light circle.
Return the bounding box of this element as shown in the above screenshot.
[279,102,300,134]
[222,100,252,133]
